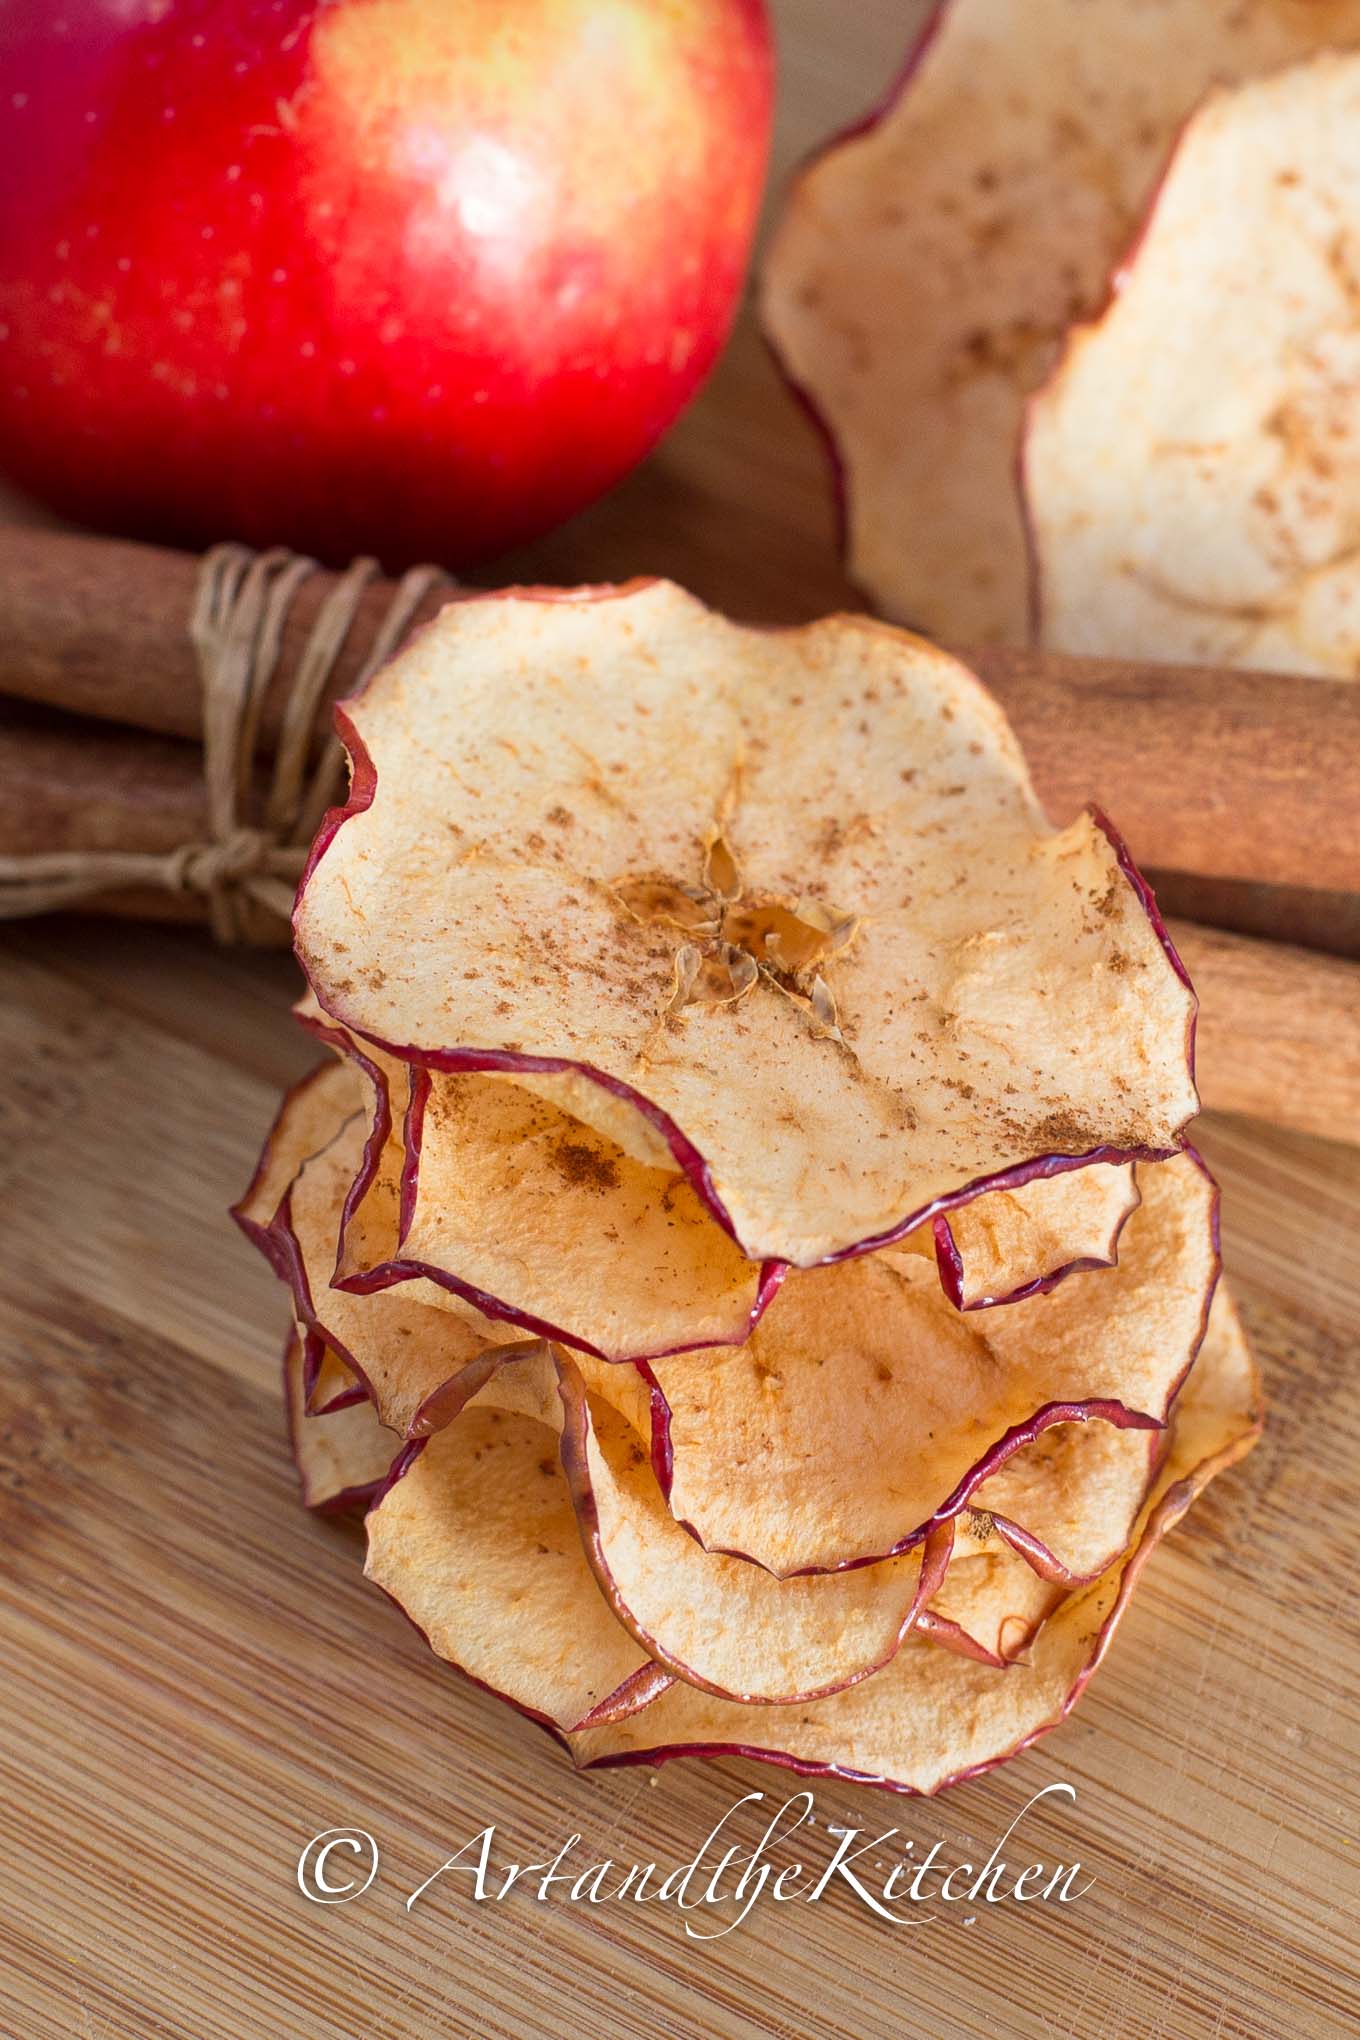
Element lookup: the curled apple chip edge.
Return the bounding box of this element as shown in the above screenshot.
[919,1548,1066,1669]
[760,0,1360,644]
[934,1161,1138,1311]
[303,1332,368,1416]
[292,580,1198,1270]
[375,1061,782,1365]
[564,1284,1263,1792]
[234,1061,544,1442]
[1025,49,1360,676]
[297,993,766,1368]
[644,1151,1217,1577]
[284,1327,396,1514]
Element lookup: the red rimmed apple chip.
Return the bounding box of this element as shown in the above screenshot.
[1027,51,1360,675]
[303,1334,368,1416]
[284,1330,396,1512]
[311,993,1134,1341]
[235,1061,537,1440]
[298,992,778,1364]
[565,1286,1262,1792]
[388,1066,779,1363]
[294,581,1197,1266]
[557,1357,952,1705]
[364,1389,668,1736]
[932,1161,1137,1311]
[761,0,1360,643]
[646,1152,1216,1576]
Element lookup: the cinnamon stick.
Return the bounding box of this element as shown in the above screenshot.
[1170,921,1360,1145]
[0,527,448,752]
[1,526,1358,898]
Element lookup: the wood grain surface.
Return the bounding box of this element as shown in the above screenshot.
[1,5,1358,2036]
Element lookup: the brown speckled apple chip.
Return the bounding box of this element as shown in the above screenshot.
[1027,51,1360,675]
[311,994,1140,1338]
[294,581,1197,1267]
[393,1065,779,1363]
[647,1152,1215,1576]
[566,1287,1262,1793]
[762,0,1360,643]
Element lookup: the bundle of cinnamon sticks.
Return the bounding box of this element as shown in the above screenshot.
[1,525,1357,1145]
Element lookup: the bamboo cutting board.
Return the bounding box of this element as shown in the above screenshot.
[2,5,1359,2035]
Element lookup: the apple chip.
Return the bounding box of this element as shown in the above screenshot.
[364,1391,666,1735]
[298,993,778,1363]
[295,582,1197,1266]
[933,1161,1137,1311]
[1027,51,1360,675]
[388,1065,778,1362]
[762,0,1360,643]
[567,1287,1262,1792]
[647,1153,1215,1575]
[236,1062,535,1439]
[284,1330,396,1512]
[306,990,1130,1338]
[558,1358,952,1705]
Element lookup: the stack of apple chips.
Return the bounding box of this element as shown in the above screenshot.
[236,583,1261,1792]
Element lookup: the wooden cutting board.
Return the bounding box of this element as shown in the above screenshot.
[2,5,1358,2035]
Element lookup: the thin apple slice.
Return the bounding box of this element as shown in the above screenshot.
[235,1062,536,1439]
[284,1329,397,1512]
[295,581,1197,1268]
[298,992,778,1364]
[933,1161,1137,1311]
[313,994,1134,1334]
[646,1152,1216,1576]
[364,1391,667,1736]
[558,1356,953,1705]
[1027,51,1360,675]
[566,1285,1262,1792]
[382,1064,778,1363]
[761,0,1360,644]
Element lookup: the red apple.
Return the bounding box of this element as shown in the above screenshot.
[0,0,772,567]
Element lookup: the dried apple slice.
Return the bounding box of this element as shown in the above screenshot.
[558,1356,953,1705]
[932,1161,1137,1311]
[566,1286,1262,1792]
[295,581,1197,1267]
[761,0,1360,643]
[646,1152,1216,1576]
[284,1329,397,1512]
[380,1065,779,1363]
[364,1390,667,1735]
[314,992,1130,1338]
[235,1062,535,1439]
[296,991,778,1364]
[1027,51,1360,674]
